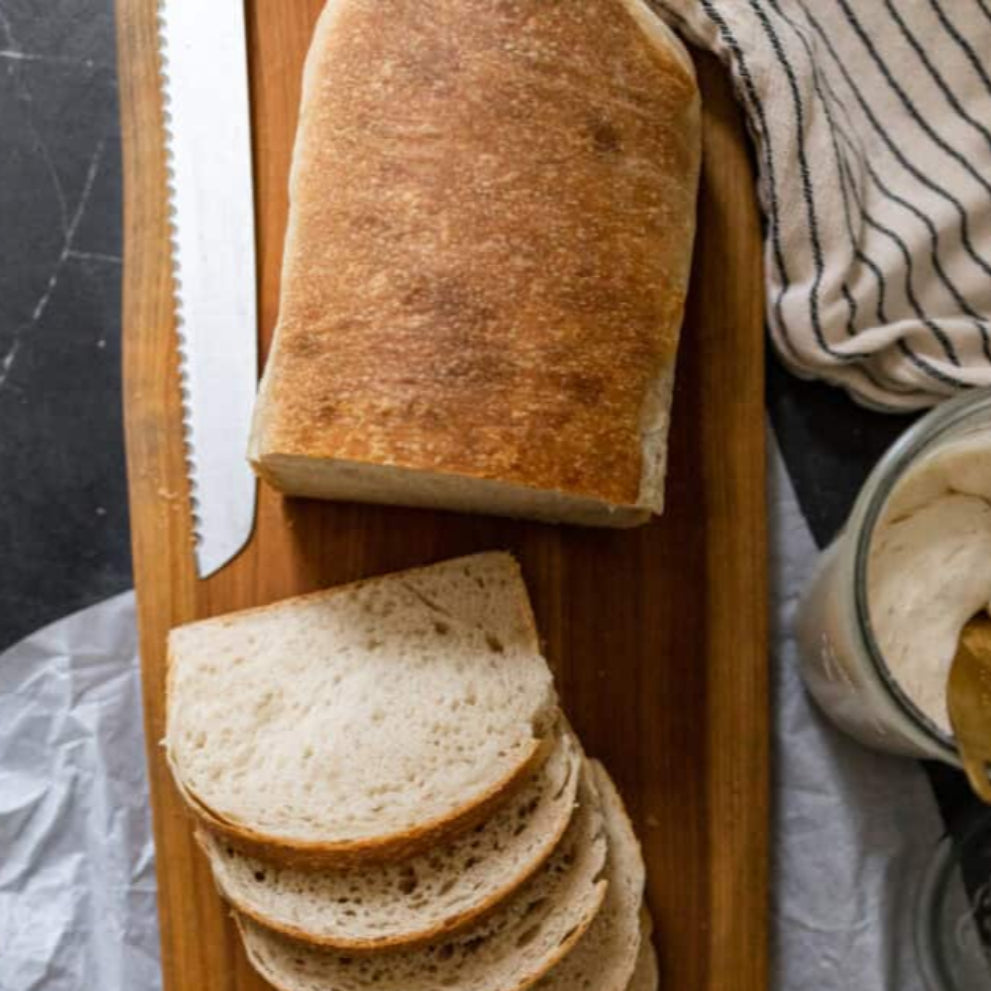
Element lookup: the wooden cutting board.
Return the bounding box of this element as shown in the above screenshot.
[117,2,769,988]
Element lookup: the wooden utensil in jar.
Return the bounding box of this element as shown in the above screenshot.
[948,614,991,803]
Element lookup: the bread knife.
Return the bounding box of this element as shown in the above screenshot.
[156,0,258,577]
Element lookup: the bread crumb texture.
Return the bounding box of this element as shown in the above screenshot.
[238,766,608,991]
[167,553,556,844]
[203,730,581,946]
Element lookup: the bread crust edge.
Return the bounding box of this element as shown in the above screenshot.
[196,732,583,951]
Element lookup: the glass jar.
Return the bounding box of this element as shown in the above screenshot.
[796,388,991,765]
[917,814,991,990]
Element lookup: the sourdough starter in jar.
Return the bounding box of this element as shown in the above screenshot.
[869,436,991,737]
[797,390,991,763]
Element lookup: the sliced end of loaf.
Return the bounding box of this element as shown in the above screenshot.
[636,364,676,515]
[251,452,652,527]
[618,0,697,80]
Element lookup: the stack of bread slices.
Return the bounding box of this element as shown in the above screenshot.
[165,552,657,990]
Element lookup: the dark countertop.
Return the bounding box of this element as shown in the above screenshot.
[0,0,130,651]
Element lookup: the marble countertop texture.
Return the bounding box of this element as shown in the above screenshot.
[0,0,130,652]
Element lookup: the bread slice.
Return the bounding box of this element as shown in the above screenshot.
[249,0,701,527]
[627,925,659,991]
[199,727,582,950]
[166,552,558,865]
[237,765,608,991]
[535,761,646,991]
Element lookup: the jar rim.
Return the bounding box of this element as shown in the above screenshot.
[851,388,991,764]
[916,827,957,991]
[915,813,991,991]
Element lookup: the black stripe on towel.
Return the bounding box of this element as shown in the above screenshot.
[699,0,875,363]
[792,5,991,364]
[696,0,805,364]
[767,0,967,368]
[836,146,964,369]
[762,0,876,332]
[855,156,991,364]
[746,0,958,385]
[832,0,991,203]
[746,0,833,359]
[884,0,991,158]
[807,32,989,321]
[928,0,991,98]
[669,0,905,392]
[832,147,963,387]
[760,0,921,394]
[974,0,991,28]
[798,2,991,282]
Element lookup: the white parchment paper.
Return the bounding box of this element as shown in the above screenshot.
[768,434,943,991]
[0,440,959,989]
[0,591,161,991]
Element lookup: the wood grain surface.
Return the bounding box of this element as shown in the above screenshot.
[117,1,769,988]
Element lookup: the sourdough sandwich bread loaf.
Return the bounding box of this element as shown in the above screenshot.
[236,766,608,991]
[249,0,701,527]
[198,727,582,949]
[233,760,652,991]
[166,552,557,863]
[167,552,658,989]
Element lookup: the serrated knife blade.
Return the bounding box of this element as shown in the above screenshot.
[157,0,257,578]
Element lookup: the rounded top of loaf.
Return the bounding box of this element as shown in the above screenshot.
[250,0,701,516]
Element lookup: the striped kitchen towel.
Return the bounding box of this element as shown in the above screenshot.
[656,0,991,410]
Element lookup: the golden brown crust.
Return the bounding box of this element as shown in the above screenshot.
[164,552,557,866]
[170,714,555,870]
[235,878,608,991]
[251,0,701,510]
[195,733,581,951]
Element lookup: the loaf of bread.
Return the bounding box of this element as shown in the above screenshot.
[199,728,582,949]
[166,552,557,864]
[237,766,608,991]
[166,553,658,987]
[249,0,701,527]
